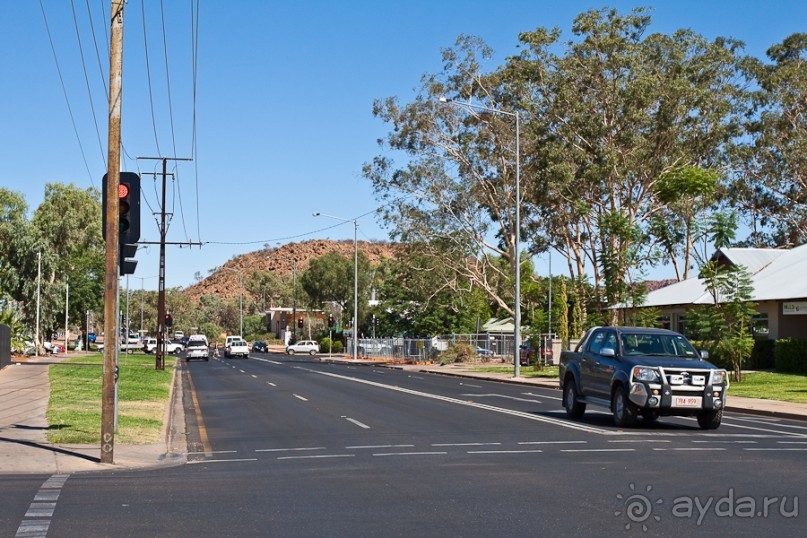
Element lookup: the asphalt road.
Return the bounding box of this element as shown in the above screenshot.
[2,352,805,536]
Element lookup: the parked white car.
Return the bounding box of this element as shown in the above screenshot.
[143,338,183,354]
[286,340,320,355]
[225,338,249,358]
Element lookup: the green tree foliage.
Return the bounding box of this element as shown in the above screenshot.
[557,276,569,348]
[731,33,807,246]
[300,251,372,331]
[687,262,757,382]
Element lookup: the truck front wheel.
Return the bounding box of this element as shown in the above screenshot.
[563,378,586,419]
[612,386,637,427]
[697,409,722,430]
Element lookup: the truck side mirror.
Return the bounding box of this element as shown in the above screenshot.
[600,347,616,358]
[700,350,709,359]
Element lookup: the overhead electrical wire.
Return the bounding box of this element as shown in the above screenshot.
[141,0,162,156]
[191,0,202,243]
[39,0,95,188]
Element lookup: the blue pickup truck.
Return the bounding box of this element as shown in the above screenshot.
[559,327,728,429]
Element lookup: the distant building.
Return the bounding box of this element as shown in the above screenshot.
[619,245,807,340]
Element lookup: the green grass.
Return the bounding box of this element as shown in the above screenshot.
[47,353,174,444]
[728,371,807,404]
[468,364,560,379]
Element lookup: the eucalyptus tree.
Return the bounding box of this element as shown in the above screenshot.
[509,8,748,321]
[365,35,535,320]
[299,251,372,331]
[731,33,806,246]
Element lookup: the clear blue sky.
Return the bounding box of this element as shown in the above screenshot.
[2,1,804,290]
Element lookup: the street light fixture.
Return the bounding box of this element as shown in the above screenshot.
[269,254,297,342]
[222,267,244,337]
[439,96,522,377]
[313,212,358,361]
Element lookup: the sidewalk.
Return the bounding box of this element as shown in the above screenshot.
[1,354,805,475]
[0,355,185,475]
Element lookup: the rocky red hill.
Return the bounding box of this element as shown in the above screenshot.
[183,240,398,304]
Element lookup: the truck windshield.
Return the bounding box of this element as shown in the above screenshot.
[620,333,700,359]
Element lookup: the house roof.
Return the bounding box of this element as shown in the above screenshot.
[633,243,807,307]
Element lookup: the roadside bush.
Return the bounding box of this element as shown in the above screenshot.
[439,343,473,365]
[320,337,332,353]
[775,339,807,374]
[332,340,344,353]
[748,339,775,370]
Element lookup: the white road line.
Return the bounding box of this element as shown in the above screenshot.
[344,417,371,429]
[267,382,276,387]
[293,394,308,401]
[653,448,726,451]
[251,375,257,378]
[277,454,355,460]
[468,449,544,454]
[608,439,671,443]
[518,440,587,445]
[410,376,424,379]
[251,357,283,365]
[460,383,483,388]
[309,369,609,434]
[461,393,542,404]
[561,448,636,453]
[255,447,326,453]
[187,458,258,464]
[691,440,757,444]
[432,442,502,447]
[187,450,238,455]
[523,392,563,401]
[726,416,807,431]
[778,441,807,444]
[346,444,415,449]
[16,474,69,538]
[239,369,245,373]
[743,448,807,451]
[373,452,448,457]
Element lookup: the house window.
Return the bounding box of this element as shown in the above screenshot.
[659,315,671,331]
[751,313,769,336]
[677,315,691,338]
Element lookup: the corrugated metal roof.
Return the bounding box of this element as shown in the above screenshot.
[639,243,807,307]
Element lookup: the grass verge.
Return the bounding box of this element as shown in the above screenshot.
[467,364,560,379]
[47,353,174,444]
[728,371,807,404]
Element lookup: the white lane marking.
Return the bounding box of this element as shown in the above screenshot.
[518,440,587,445]
[524,392,563,401]
[239,369,245,373]
[561,448,636,453]
[460,383,483,388]
[251,375,257,378]
[726,416,807,431]
[461,393,542,404]
[653,448,726,451]
[293,394,308,401]
[605,432,802,438]
[344,417,371,429]
[744,448,807,451]
[255,447,326,453]
[410,376,424,379]
[346,444,415,449]
[277,454,355,460]
[432,442,502,447]
[608,439,671,443]
[678,416,806,437]
[188,458,258,464]
[778,441,807,444]
[251,357,283,365]
[468,450,543,454]
[691,440,757,444]
[308,369,608,434]
[17,474,69,538]
[187,450,238,455]
[373,451,448,457]
[267,382,276,387]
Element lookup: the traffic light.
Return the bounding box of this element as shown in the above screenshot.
[297,318,304,329]
[165,313,173,329]
[327,315,334,328]
[102,172,141,242]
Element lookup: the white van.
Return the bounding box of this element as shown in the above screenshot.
[185,334,210,361]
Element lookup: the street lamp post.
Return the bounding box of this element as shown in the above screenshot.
[270,255,297,343]
[439,97,521,377]
[223,267,244,337]
[313,212,358,361]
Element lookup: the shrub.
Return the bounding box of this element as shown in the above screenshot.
[319,337,332,353]
[332,340,344,353]
[439,343,473,365]
[775,339,807,374]
[748,339,775,370]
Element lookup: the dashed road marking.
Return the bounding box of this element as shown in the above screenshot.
[344,417,370,429]
[255,447,326,453]
[293,394,308,401]
[16,474,69,538]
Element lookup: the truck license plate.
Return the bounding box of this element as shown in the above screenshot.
[673,396,702,408]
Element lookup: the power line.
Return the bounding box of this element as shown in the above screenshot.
[70,0,107,168]
[191,0,201,243]
[39,0,94,188]
[141,0,162,156]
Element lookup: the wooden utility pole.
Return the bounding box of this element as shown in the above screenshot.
[101,0,125,464]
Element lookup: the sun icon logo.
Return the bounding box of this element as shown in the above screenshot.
[614,483,663,531]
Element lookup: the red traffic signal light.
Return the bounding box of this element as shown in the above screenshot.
[165,313,173,328]
[297,318,304,329]
[327,315,334,328]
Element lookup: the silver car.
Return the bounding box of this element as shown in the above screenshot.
[285,340,320,355]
